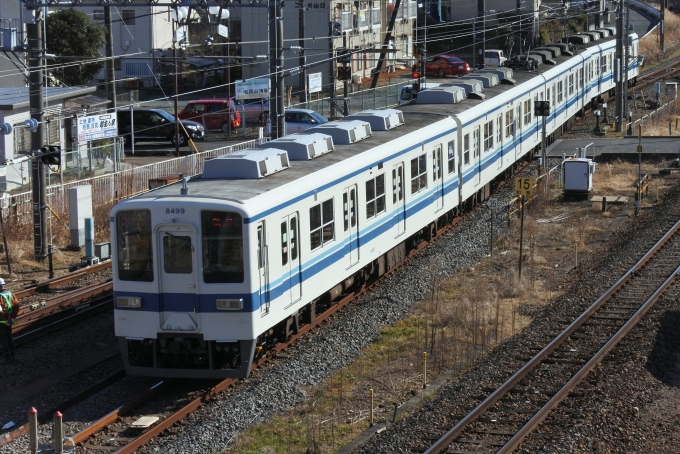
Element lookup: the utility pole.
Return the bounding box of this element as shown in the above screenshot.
[477,0,485,69]
[27,4,47,261]
[516,0,522,55]
[660,0,665,52]
[269,0,285,138]
[615,2,624,132]
[624,0,630,121]
[298,1,307,105]
[342,33,349,115]
[104,7,117,111]
[172,20,180,156]
[370,0,401,89]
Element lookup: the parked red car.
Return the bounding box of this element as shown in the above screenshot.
[413,55,471,78]
[178,99,241,132]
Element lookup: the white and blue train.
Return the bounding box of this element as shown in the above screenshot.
[111,29,639,378]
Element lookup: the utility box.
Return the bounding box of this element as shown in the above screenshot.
[95,242,110,261]
[563,158,595,194]
[68,185,93,248]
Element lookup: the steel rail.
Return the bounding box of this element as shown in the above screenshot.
[14,261,111,302]
[499,259,680,453]
[14,282,113,334]
[424,217,680,454]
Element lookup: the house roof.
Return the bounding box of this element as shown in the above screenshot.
[0,86,97,111]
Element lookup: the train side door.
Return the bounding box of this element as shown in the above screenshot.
[392,163,406,237]
[257,222,270,315]
[158,225,199,332]
[280,213,301,305]
[343,185,359,267]
[432,144,444,212]
[496,115,503,170]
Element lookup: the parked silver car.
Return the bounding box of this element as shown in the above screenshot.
[284,109,328,134]
[232,97,269,123]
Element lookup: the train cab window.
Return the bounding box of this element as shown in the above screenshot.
[447,140,455,174]
[201,211,244,283]
[310,198,334,250]
[410,154,427,194]
[366,174,386,219]
[116,210,153,282]
[463,135,470,165]
[163,234,192,274]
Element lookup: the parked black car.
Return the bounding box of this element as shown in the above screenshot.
[117,109,205,147]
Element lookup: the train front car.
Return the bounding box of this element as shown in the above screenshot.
[112,195,257,379]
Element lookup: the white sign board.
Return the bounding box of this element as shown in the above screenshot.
[308,72,322,93]
[217,24,228,38]
[235,79,271,100]
[77,113,118,142]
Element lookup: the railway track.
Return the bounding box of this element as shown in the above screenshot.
[417,217,680,454]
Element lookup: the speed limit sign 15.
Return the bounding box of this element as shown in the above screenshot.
[514,177,534,197]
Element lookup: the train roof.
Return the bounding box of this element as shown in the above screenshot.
[129,28,635,208]
[134,111,454,204]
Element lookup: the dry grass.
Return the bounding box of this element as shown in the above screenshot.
[639,9,680,68]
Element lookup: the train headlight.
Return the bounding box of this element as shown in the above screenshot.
[116,296,142,308]
[216,299,243,310]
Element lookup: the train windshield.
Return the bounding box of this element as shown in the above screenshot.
[116,210,153,282]
[201,211,244,283]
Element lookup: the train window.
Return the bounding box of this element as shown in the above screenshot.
[483,121,493,152]
[310,198,334,250]
[393,167,404,203]
[290,217,298,261]
[504,111,513,138]
[410,154,427,194]
[568,74,574,95]
[116,210,153,282]
[496,116,501,145]
[201,211,244,283]
[463,135,470,166]
[433,145,442,179]
[557,81,564,103]
[447,140,455,174]
[365,174,385,219]
[523,100,531,126]
[163,234,192,274]
[579,68,584,89]
[281,221,288,266]
[600,55,606,75]
[343,193,349,231]
[350,189,356,228]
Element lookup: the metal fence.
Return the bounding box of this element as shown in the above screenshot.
[2,138,263,222]
[290,79,411,116]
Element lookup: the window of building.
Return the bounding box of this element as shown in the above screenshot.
[94,10,104,20]
[410,154,427,194]
[483,120,493,152]
[122,10,135,25]
[447,140,455,173]
[365,174,386,219]
[310,198,334,250]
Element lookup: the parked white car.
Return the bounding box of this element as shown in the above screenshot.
[484,49,507,67]
[284,109,328,134]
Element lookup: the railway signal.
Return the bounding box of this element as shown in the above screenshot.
[534,100,550,117]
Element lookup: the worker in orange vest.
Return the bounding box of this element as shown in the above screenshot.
[0,277,18,362]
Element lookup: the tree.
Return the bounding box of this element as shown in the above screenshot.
[45,10,106,86]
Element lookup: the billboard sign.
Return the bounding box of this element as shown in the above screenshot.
[308,72,322,93]
[77,113,118,142]
[235,78,271,100]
